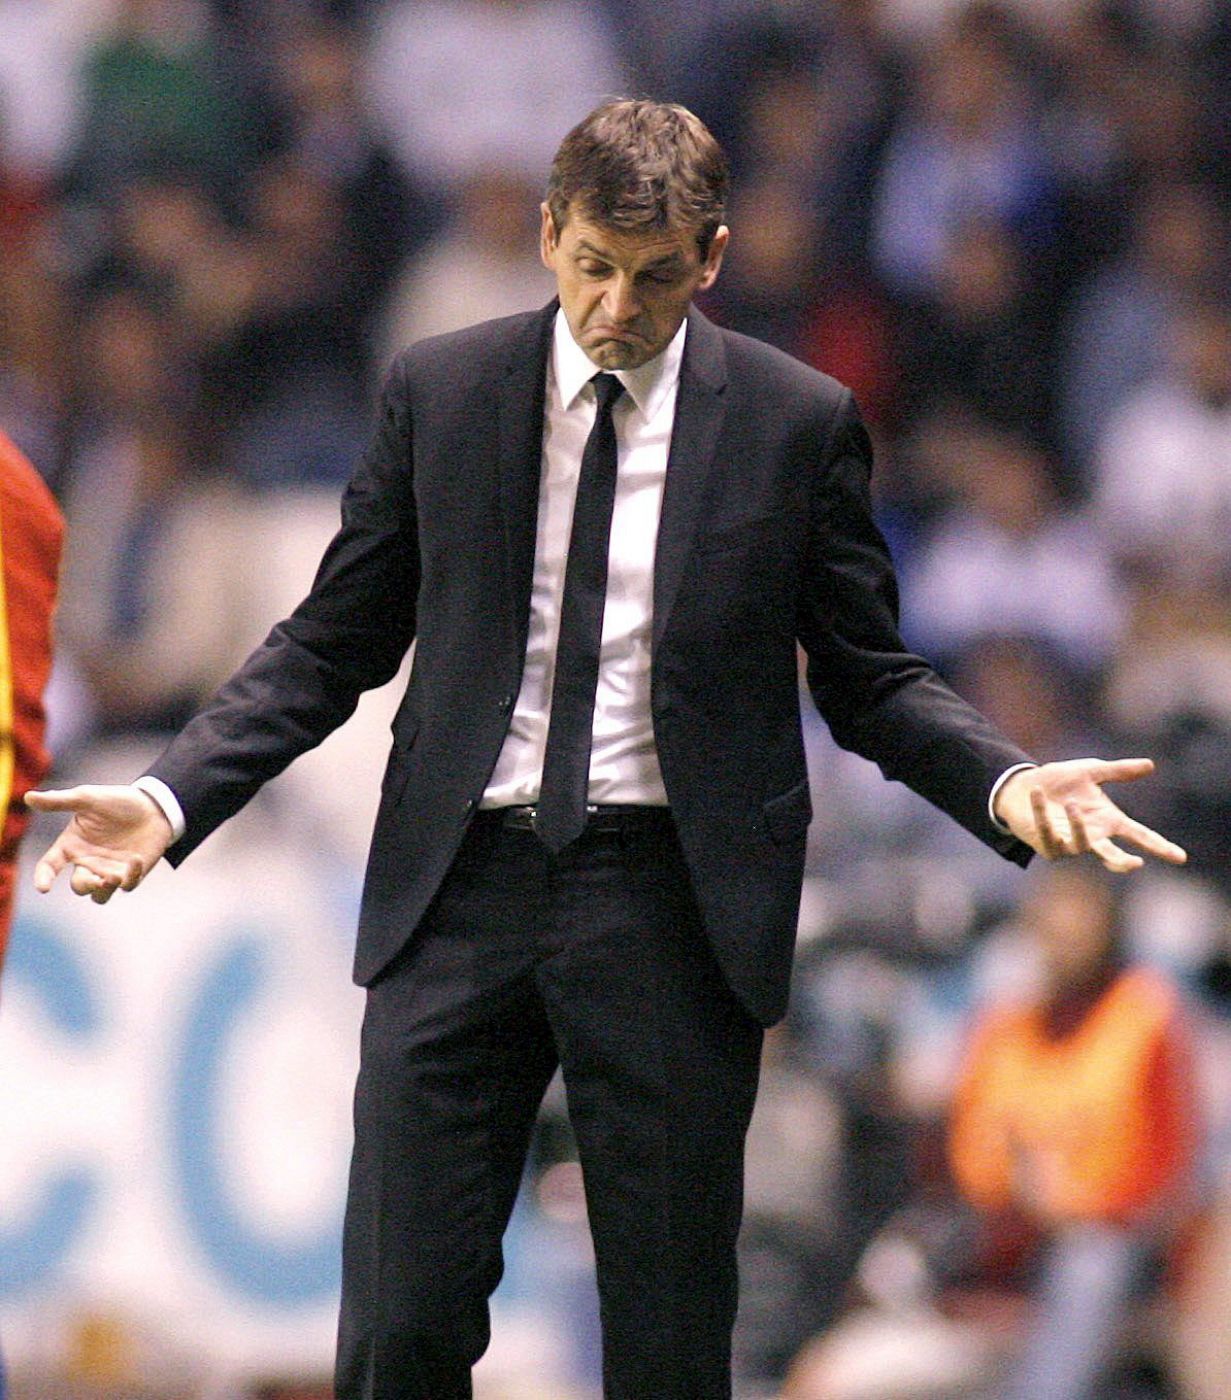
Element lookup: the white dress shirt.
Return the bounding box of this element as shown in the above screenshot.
[139,308,1029,843]
[482,310,683,808]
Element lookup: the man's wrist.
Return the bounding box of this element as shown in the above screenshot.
[989,763,1038,834]
[132,776,186,843]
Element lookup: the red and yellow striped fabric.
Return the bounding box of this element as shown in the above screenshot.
[0,429,63,973]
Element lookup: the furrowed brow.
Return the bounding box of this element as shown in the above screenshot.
[641,253,685,273]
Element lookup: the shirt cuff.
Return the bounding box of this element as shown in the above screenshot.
[133,775,186,844]
[988,763,1039,834]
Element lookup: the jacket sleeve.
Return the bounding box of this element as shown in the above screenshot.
[148,354,420,863]
[796,389,1034,863]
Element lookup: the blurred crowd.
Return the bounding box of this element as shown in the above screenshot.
[3,0,1231,1396]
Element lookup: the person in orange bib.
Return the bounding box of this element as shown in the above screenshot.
[0,429,63,976]
[949,863,1200,1399]
[0,429,62,1400]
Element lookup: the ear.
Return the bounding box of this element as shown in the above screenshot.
[539,202,559,272]
[696,225,729,293]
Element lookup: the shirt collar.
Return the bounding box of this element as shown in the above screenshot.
[551,308,687,420]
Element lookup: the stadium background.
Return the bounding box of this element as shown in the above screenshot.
[2,0,1231,1396]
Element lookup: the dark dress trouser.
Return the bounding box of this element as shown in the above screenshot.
[334,809,765,1400]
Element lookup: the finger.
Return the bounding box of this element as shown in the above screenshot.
[70,865,116,898]
[1066,803,1092,855]
[1090,838,1144,874]
[120,856,146,891]
[93,853,135,879]
[67,855,129,898]
[1030,787,1056,857]
[64,851,135,885]
[1031,786,1071,858]
[33,843,68,893]
[1086,757,1155,785]
[90,886,117,906]
[1113,815,1188,865]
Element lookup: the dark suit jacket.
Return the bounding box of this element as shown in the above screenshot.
[150,301,1032,1025]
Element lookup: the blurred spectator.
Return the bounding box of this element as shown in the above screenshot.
[682,1,899,269]
[594,0,745,97]
[362,0,623,200]
[708,176,822,354]
[61,0,263,211]
[54,287,253,734]
[952,635,1104,763]
[0,246,69,485]
[711,168,900,437]
[261,13,430,317]
[680,4,829,164]
[92,173,241,337]
[1043,9,1218,272]
[1091,295,1231,583]
[797,274,898,437]
[949,864,1200,1400]
[899,419,1123,674]
[1060,181,1228,481]
[377,169,555,362]
[1105,57,1212,192]
[200,151,378,487]
[1103,571,1231,892]
[871,5,1060,300]
[1040,3,1152,276]
[79,91,401,490]
[895,214,1054,454]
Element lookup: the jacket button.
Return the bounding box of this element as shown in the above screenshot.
[462,798,475,816]
[498,694,513,712]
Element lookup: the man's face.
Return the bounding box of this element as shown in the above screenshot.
[540,202,728,370]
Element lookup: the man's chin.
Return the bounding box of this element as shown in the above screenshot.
[585,338,652,370]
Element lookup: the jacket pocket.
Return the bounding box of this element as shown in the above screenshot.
[762,779,812,845]
[391,712,420,753]
[381,716,419,803]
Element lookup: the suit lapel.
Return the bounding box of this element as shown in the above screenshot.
[496,301,557,652]
[653,307,728,649]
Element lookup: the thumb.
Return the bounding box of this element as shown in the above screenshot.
[24,788,89,812]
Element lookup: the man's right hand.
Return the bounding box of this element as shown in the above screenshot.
[26,786,174,904]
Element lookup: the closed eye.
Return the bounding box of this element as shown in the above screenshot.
[639,268,681,285]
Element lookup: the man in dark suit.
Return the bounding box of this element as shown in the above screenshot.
[29,101,1185,1398]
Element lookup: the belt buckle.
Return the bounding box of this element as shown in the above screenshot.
[525,803,599,836]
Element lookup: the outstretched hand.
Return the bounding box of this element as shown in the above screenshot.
[26,785,173,904]
[993,758,1187,873]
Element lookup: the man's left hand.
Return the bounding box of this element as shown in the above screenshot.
[994,758,1188,873]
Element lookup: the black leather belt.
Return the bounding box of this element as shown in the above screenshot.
[487,804,671,835]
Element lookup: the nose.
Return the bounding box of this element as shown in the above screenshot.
[602,275,639,325]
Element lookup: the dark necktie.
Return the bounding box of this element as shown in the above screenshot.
[535,371,625,852]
